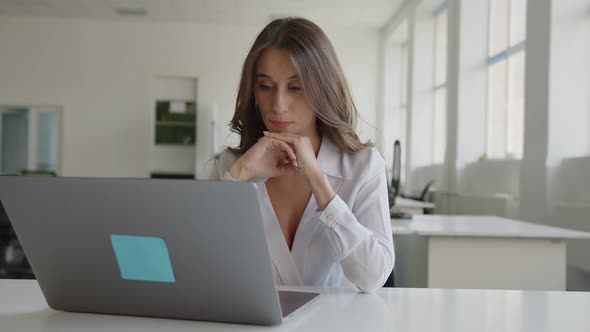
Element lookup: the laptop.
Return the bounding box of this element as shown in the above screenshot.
[0,176,319,326]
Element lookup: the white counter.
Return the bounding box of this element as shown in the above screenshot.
[392,215,590,239]
[2,280,590,332]
[392,215,590,290]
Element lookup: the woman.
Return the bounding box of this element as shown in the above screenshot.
[210,17,393,293]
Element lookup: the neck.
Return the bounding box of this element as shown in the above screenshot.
[308,130,322,157]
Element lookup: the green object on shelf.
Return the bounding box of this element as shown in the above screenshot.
[154,101,196,145]
[21,170,57,176]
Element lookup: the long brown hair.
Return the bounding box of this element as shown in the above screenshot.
[228,17,373,155]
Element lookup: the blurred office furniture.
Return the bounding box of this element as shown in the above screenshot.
[401,180,434,202]
[151,100,197,180]
[0,172,43,279]
[0,201,34,279]
[392,197,435,215]
[154,100,196,145]
[21,170,57,177]
[435,159,521,217]
[383,268,395,288]
[152,77,218,180]
[387,140,401,209]
[391,215,590,290]
[556,155,590,290]
[388,140,435,215]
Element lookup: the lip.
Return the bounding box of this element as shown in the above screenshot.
[270,120,294,128]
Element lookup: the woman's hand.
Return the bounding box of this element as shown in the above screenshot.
[228,136,298,181]
[262,131,335,210]
[262,131,322,180]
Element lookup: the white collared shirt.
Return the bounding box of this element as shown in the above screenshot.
[209,136,394,293]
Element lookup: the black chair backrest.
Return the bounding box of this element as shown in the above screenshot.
[418,180,435,201]
[383,269,395,287]
[391,140,402,198]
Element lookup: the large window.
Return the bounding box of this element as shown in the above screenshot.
[399,41,409,181]
[486,0,526,159]
[433,3,448,164]
[0,106,61,175]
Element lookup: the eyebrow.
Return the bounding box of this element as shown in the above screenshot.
[255,73,298,80]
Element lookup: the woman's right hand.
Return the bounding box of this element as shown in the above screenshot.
[228,136,298,181]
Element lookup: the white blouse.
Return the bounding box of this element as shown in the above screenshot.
[209,136,394,293]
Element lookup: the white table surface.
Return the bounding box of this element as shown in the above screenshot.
[392,215,590,239]
[2,280,590,332]
[393,197,435,209]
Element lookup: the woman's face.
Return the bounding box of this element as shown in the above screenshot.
[254,47,317,137]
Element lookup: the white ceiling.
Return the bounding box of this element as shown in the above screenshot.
[0,0,404,28]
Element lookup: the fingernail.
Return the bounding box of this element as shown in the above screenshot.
[263,131,268,135]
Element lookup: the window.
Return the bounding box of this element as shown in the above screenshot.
[383,21,409,186]
[399,42,409,182]
[0,106,61,174]
[486,0,526,159]
[433,3,448,164]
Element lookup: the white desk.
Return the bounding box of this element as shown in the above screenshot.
[392,215,590,291]
[2,280,590,332]
[392,197,435,214]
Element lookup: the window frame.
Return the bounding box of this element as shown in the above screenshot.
[485,0,527,159]
[432,2,448,165]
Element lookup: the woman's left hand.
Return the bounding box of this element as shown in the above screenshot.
[263,131,336,210]
[262,131,322,181]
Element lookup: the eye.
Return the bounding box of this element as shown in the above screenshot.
[258,84,271,91]
[289,86,302,91]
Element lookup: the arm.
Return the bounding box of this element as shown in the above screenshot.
[208,153,240,181]
[211,138,297,182]
[316,168,394,293]
[307,170,336,211]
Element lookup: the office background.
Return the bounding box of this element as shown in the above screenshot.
[0,0,589,290]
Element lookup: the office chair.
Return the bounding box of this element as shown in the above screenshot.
[388,141,412,219]
[384,141,401,286]
[383,268,395,287]
[401,180,435,202]
[388,140,402,208]
[0,202,10,278]
[0,189,35,279]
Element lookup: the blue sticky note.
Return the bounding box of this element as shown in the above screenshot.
[110,234,176,283]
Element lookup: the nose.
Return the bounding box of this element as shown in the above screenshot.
[272,89,290,114]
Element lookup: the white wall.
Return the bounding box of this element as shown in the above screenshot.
[0,18,152,177]
[327,28,380,144]
[0,17,379,178]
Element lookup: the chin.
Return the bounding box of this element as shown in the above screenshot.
[267,125,296,134]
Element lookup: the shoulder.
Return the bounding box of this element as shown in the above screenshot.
[320,137,384,181]
[340,146,385,181]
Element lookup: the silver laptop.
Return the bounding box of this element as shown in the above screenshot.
[0,176,319,326]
